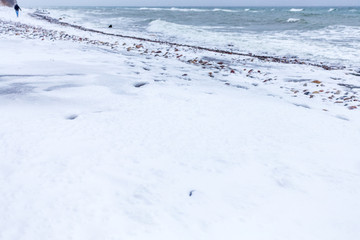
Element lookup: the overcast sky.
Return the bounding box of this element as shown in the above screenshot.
[20,0,360,7]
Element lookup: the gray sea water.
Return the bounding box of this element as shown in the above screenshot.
[43,7,360,67]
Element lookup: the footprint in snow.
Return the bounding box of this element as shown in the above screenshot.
[66,114,78,120]
[189,190,195,197]
[134,82,149,88]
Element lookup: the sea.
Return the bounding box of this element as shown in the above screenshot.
[38,6,360,68]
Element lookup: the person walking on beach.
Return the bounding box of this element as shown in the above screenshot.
[14,4,21,17]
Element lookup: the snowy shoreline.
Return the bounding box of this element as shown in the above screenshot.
[1,8,360,113]
[1,7,360,240]
[30,12,346,71]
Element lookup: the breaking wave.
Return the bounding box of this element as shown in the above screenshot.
[287,18,301,23]
[213,8,237,12]
[290,8,304,12]
[139,7,208,12]
[139,7,164,11]
[139,7,239,13]
[147,19,203,36]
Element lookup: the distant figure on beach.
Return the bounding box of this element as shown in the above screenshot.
[14,4,21,17]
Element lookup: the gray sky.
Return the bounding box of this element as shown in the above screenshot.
[20,0,360,7]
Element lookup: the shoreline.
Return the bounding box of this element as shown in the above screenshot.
[31,12,345,71]
[1,12,359,113]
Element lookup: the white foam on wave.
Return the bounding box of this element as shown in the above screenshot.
[274,25,360,66]
[328,8,335,12]
[243,9,259,13]
[290,8,303,12]
[139,7,207,12]
[146,19,243,48]
[229,26,245,29]
[147,17,360,67]
[140,7,239,13]
[287,18,300,23]
[139,7,164,11]
[169,7,207,12]
[201,26,244,30]
[147,19,204,37]
[213,8,237,13]
[147,19,245,39]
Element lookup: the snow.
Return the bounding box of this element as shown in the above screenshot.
[1,6,360,240]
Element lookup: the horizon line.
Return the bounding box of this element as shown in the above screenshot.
[17,5,360,8]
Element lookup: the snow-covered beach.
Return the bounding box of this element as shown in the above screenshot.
[1,7,360,240]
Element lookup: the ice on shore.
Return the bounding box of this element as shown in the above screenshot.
[1,7,360,240]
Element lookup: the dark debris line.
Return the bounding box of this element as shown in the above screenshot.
[29,13,344,71]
